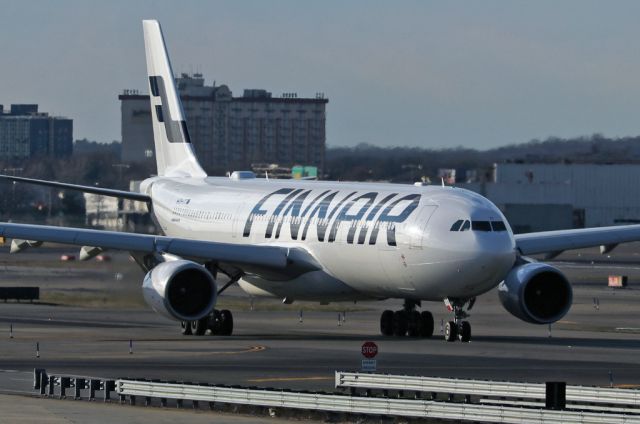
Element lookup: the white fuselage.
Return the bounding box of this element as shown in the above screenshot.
[143,176,517,302]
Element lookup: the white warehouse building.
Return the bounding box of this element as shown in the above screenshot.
[462,163,640,233]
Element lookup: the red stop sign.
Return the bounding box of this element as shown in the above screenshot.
[361,341,378,358]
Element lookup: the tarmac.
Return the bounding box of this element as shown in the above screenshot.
[0,244,639,422]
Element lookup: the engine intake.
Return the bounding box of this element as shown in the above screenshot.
[142,260,217,321]
[498,262,572,324]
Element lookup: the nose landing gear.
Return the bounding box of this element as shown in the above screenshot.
[380,300,434,338]
[444,297,474,343]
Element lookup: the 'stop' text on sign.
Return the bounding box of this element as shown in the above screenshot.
[361,341,378,358]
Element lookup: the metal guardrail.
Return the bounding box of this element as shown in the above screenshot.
[32,369,640,424]
[335,371,640,408]
[33,369,115,401]
[479,398,640,416]
[116,380,640,424]
[115,379,640,423]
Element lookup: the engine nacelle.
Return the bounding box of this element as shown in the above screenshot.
[142,260,217,321]
[498,262,572,324]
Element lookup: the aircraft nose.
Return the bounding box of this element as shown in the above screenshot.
[474,236,517,284]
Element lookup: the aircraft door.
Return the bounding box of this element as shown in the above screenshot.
[377,205,437,293]
[410,205,438,249]
[377,241,415,291]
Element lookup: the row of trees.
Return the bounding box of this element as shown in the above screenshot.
[0,141,153,221]
[324,134,640,182]
[3,133,640,221]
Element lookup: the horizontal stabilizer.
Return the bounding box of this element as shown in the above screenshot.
[0,174,150,202]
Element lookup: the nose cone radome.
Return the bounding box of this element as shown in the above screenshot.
[441,237,516,298]
[419,188,517,297]
[475,240,517,290]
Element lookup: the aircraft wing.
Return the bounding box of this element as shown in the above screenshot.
[515,224,640,256]
[0,222,320,279]
[0,174,150,202]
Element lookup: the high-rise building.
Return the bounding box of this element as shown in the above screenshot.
[119,73,328,174]
[0,104,73,160]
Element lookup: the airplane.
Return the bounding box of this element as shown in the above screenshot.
[2,19,640,343]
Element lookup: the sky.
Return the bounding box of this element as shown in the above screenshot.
[2,1,640,149]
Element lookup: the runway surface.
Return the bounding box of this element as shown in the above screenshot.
[0,244,639,421]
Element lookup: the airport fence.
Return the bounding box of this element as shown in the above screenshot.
[33,369,640,423]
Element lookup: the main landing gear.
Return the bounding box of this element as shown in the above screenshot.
[180,309,234,336]
[380,298,475,342]
[443,297,474,343]
[380,300,434,338]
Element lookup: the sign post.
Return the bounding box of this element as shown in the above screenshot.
[361,341,378,372]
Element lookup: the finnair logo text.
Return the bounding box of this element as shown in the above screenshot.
[242,189,420,246]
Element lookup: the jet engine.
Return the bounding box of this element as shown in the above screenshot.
[142,260,217,321]
[498,262,572,324]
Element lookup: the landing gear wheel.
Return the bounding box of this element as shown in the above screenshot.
[180,321,192,336]
[219,309,233,336]
[458,321,471,343]
[190,317,209,336]
[392,311,408,337]
[418,311,434,338]
[208,310,222,334]
[380,310,394,336]
[443,297,474,343]
[407,311,421,337]
[444,321,457,342]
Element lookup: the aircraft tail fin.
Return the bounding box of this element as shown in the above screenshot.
[142,20,207,178]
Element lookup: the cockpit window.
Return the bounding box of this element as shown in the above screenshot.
[471,221,492,232]
[452,219,507,232]
[450,220,464,231]
[491,221,507,232]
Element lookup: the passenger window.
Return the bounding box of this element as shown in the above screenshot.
[460,220,470,231]
[450,220,463,231]
[472,221,492,232]
[491,221,507,232]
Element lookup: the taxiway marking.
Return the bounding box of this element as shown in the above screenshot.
[49,344,268,360]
